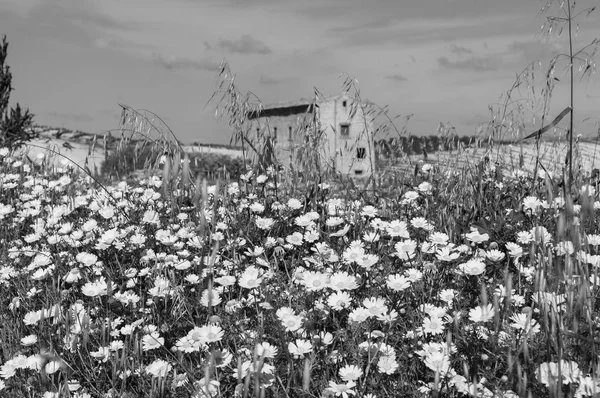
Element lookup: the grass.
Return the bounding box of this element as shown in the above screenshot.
[1,2,600,396]
[1,122,600,397]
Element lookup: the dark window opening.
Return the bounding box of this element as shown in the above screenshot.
[340,123,350,137]
[288,126,292,141]
[273,127,277,141]
[357,147,366,159]
[354,170,364,175]
[342,100,347,107]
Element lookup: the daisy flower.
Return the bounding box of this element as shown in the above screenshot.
[327,291,353,311]
[339,364,363,382]
[422,316,445,336]
[386,274,411,292]
[468,304,495,323]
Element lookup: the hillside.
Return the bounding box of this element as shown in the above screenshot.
[15,126,244,172]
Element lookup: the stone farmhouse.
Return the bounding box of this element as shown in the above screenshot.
[247,93,374,178]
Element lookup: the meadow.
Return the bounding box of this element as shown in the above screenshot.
[2,1,600,396]
[1,124,600,397]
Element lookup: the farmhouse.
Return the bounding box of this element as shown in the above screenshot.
[247,93,374,178]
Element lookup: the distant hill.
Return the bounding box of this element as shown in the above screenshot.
[15,125,244,173]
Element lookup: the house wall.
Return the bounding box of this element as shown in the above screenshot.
[246,95,374,178]
[318,95,373,178]
[248,112,313,167]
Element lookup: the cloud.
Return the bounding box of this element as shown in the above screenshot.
[29,1,130,30]
[152,53,219,71]
[48,112,94,123]
[215,35,272,54]
[259,75,281,85]
[508,39,562,63]
[386,74,409,82]
[450,44,473,55]
[437,55,499,72]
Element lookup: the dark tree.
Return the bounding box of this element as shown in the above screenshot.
[0,35,35,149]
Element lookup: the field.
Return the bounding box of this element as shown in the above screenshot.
[1,129,600,397]
[2,6,600,396]
[384,141,600,176]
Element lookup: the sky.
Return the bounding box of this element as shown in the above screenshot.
[1,0,599,145]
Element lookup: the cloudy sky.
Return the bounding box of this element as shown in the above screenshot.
[1,0,599,144]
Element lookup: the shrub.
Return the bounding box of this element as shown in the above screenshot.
[0,35,35,150]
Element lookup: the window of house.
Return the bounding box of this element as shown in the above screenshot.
[342,100,347,108]
[357,147,366,159]
[340,123,350,137]
[288,126,292,141]
[273,127,277,141]
[354,170,364,175]
[256,127,260,137]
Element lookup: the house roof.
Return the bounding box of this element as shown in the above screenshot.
[257,97,316,111]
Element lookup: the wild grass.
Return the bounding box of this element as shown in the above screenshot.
[1,2,600,397]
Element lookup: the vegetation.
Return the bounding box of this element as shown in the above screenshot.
[0,35,35,150]
[1,2,600,397]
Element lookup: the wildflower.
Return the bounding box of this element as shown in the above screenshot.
[422,317,445,336]
[531,226,552,244]
[424,351,451,375]
[286,232,304,246]
[256,342,278,358]
[343,244,365,264]
[303,271,329,291]
[437,247,460,262]
[575,376,600,397]
[357,254,379,269]
[327,380,356,398]
[505,242,523,257]
[556,241,575,256]
[288,339,313,357]
[349,308,371,323]
[339,365,362,382]
[280,314,304,332]
[148,276,172,298]
[238,266,263,289]
[329,271,358,291]
[145,359,172,378]
[403,191,419,201]
[89,346,110,362]
[249,202,265,213]
[469,304,495,323]
[485,249,505,262]
[201,289,222,307]
[438,289,455,304]
[510,313,540,335]
[362,297,388,317]
[142,332,164,351]
[377,356,399,375]
[76,252,98,267]
[516,231,533,245]
[287,198,303,210]
[361,205,378,217]
[405,268,423,282]
[459,259,486,276]
[429,232,449,245]
[395,240,417,259]
[465,228,489,243]
[537,361,581,386]
[45,360,62,375]
[522,196,543,214]
[362,231,380,243]
[255,217,275,230]
[20,335,38,346]
[327,291,353,310]
[386,220,410,238]
[386,274,411,292]
[418,182,433,194]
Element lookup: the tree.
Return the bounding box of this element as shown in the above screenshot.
[0,35,35,149]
